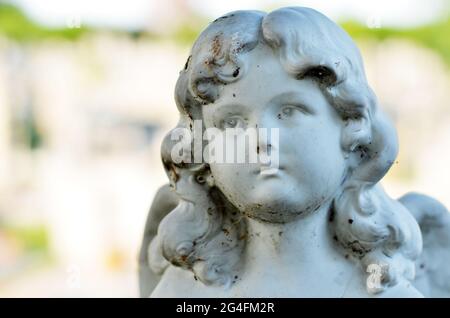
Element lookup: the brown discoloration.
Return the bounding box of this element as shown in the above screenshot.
[212,13,235,23]
[232,67,240,77]
[347,240,371,256]
[163,162,180,183]
[211,34,222,57]
[184,55,192,70]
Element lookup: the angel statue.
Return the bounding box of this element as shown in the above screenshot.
[138,7,450,298]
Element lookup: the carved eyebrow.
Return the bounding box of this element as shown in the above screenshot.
[210,102,250,115]
[204,102,249,126]
[269,92,315,114]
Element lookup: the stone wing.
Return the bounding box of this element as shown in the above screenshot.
[138,184,179,297]
[400,192,450,297]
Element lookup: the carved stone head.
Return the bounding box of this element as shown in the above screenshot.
[148,7,424,297]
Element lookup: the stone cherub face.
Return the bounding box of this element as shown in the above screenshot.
[203,43,347,223]
[148,7,428,297]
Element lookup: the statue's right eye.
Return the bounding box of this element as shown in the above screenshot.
[222,116,246,129]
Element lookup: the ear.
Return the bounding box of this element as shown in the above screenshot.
[341,110,372,170]
[342,108,399,184]
[205,169,215,187]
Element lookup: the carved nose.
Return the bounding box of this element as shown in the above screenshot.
[253,113,280,164]
[258,133,276,167]
[257,127,276,156]
[258,141,272,157]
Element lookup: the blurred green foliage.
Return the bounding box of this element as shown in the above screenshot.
[1,1,448,66]
[2,223,50,254]
[170,14,209,46]
[169,17,450,66]
[171,22,206,46]
[11,104,44,150]
[0,2,86,41]
[342,18,450,66]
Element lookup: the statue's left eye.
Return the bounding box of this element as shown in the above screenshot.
[281,106,294,117]
[279,106,298,119]
[279,105,308,119]
[222,116,246,129]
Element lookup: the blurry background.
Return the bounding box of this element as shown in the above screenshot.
[0,0,449,297]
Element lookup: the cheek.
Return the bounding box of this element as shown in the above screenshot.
[209,163,258,211]
[284,124,346,195]
[209,163,253,192]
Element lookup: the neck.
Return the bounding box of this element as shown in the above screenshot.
[244,200,341,268]
[238,200,362,297]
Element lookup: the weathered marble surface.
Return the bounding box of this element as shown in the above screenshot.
[138,7,450,298]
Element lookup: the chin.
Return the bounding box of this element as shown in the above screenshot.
[239,193,309,223]
[237,181,332,223]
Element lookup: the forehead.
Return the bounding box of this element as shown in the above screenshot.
[208,43,325,112]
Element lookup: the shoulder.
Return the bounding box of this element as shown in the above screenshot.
[340,270,423,298]
[150,265,197,298]
[150,265,227,298]
[378,280,424,298]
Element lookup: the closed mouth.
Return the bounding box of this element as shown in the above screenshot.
[258,165,283,176]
